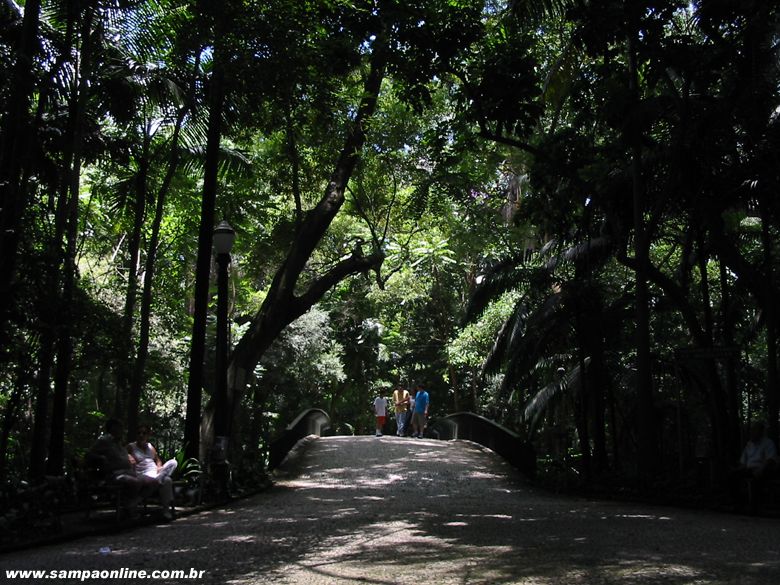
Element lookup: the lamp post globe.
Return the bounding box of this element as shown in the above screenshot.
[213,220,235,255]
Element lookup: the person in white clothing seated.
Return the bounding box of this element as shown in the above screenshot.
[86,418,151,518]
[730,421,778,513]
[736,421,778,480]
[127,425,177,520]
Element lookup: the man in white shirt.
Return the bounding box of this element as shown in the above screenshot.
[86,419,147,516]
[373,394,388,437]
[739,421,778,476]
[127,425,178,520]
[731,421,778,513]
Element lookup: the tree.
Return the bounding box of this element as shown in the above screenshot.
[0,0,42,348]
[183,0,229,461]
[220,0,487,455]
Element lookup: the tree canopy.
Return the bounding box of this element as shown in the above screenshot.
[1,0,779,498]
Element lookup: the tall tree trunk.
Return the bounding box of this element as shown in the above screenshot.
[620,243,738,473]
[128,92,193,437]
[607,384,621,471]
[626,19,658,480]
[572,268,592,481]
[28,8,79,479]
[0,370,26,481]
[46,4,96,476]
[575,341,592,482]
[0,0,41,345]
[760,197,779,444]
[117,130,151,423]
[710,214,780,442]
[697,234,731,462]
[47,162,80,477]
[29,328,55,479]
[583,201,606,474]
[449,365,460,412]
[245,382,267,465]
[589,323,608,474]
[719,259,740,459]
[184,37,226,461]
[285,104,303,228]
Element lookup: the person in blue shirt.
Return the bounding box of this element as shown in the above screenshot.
[411,384,429,438]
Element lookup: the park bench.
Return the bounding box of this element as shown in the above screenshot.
[746,477,780,515]
[72,454,126,521]
[72,454,176,522]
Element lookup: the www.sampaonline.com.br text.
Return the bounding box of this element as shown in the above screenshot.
[5,568,206,581]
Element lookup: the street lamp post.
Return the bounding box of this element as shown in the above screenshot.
[212,220,234,495]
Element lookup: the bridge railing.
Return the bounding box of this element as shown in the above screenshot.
[268,408,331,470]
[431,412,536,478]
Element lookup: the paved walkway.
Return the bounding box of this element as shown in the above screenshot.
[2,436,779,584]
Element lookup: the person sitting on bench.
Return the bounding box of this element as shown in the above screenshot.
[731,421,779,513]
[127,425,177,520]
[86,418,157,518]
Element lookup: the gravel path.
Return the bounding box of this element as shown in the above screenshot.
[2,436,779,584]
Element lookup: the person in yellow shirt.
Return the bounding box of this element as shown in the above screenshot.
[392,386,411,436]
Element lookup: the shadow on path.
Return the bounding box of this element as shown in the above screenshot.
[2,436,779,584]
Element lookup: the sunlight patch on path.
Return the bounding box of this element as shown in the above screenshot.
[3,436,780,585]
[229,519,517,585]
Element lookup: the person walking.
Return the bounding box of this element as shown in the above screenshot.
[392,386,411,436]
[411,384,429,438]
[373,393,388,437]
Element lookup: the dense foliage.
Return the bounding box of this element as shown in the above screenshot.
[1,0,779,498]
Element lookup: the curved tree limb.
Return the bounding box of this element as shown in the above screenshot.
[227,32,389,398]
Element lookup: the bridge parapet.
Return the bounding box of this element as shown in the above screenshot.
[432,412,536,478]
[268,408,331,470]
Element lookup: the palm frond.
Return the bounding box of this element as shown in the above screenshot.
[464,250,532,324]
[107,0,192,65]
[179,105,209,150]
[1,0,21,21]
[545,236,613,270]
[103,172,138,216]
[482,292,567,413]
[522,358,590,426]
[537,237,557,257]
[509,0,582,23]
[517,293,565,368]
[480,299,529,377]
[179,144,252,179]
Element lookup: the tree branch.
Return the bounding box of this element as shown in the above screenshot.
[618,254,707,346]
[278,33,388,290]
[294,250,385,314]
[229,32,389,385]
[477,125,540,156]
